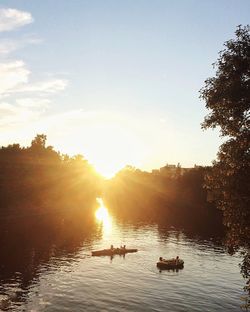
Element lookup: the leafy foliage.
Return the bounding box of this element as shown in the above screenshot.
[0,134,102,215]
[200,25,250,299]
[201,25,250,138]
[200,25,250,246]
[104,165,222,232]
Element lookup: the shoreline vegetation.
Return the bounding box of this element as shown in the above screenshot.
[0,134,222,233]
[0,134,101,218]
[104,164,223,232]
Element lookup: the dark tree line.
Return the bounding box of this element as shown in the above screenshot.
[103,165,222,232]
[0,134,222,232]
[0,134,101,217]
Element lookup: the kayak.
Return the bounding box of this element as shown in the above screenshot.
[157,258,184,269]
[92,248,138,256]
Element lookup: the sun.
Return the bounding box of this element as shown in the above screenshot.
[92,161,123,179]
[52,111,150,178]
[85,125,147,178]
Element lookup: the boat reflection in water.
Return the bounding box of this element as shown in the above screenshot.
[95,198,112,239]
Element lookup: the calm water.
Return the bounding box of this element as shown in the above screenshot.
[0,203,246,311]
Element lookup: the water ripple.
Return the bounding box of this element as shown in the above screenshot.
[0,220,245,312]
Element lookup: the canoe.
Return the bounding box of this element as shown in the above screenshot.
[157,258,184,269]
[92,248,138,256]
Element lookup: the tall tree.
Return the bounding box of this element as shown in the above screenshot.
[200,25,250,300]
[31,134,47,149]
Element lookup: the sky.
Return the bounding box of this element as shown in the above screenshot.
[0,0,249,177]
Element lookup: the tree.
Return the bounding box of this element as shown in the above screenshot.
[201,25,249,138]
[31,134,47,149]
[200,25,250,300]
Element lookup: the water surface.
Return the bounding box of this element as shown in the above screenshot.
[0,205,246,311]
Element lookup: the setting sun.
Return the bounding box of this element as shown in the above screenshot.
[51,111,150,179]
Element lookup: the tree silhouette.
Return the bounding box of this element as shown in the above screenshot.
[200,25,250,300]
[31,134,47,149]
[0,134,101,214]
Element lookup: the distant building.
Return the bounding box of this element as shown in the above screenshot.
[194,164,203,169]
[159,164,178,177]
[160,164,176,171]
[151,163,205,177]
[151,169,160,174]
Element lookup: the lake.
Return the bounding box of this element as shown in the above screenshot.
[0,201,246,311]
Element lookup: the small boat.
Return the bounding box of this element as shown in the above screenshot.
[156,258,184,270]
[92,247,138,256]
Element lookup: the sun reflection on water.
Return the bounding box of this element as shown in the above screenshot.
[95,198,112,238]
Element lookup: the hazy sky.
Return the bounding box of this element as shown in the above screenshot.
[0,1,249,176]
